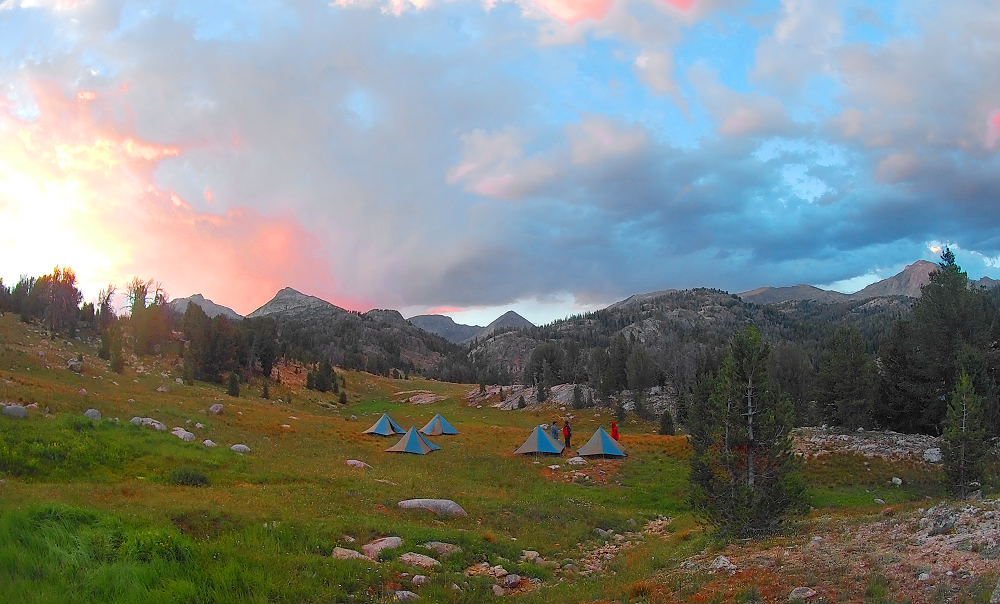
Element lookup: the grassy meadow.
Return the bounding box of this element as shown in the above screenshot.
[1,312,997,603]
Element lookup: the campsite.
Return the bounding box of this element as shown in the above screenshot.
[1,312,999,603]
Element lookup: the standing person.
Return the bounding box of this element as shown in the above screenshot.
[550,420,560,442]
[562,420,571,449]
[611,421,619,441]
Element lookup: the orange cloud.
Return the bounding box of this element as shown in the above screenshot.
[0,81,359,315]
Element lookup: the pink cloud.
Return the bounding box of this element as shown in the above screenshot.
[0,81,360,315]
[986,109,1000,150]
[534,0,614,24]
[566,115,646,164]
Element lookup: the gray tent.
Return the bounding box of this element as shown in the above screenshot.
[386,427,435,454]
[363,413,406,436]
[577,426,627,458]
[513,425,565,455]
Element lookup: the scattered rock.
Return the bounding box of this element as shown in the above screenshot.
[892,477,903,486]
[411,575,429,586]
[422,542,462,557]
[567,456,588,465]
[502,574,521,589]
[399,552,441,569]
[230,444,250,453]
[350,414,357,420]
[202,440,217,447]
[927,507,958,536]
[195,423,203,429]
[83,408,101,422]
[175,377,183,384]
[874,498,886,505]
[156,385,169,393]
[923,448,942,463]
[398,499,467,517]
[709,555,737,572]
[491,585,506,597]
[562,563,578,572]
[209,403,224,415]
[363,536,402,559]
[173,429,195,442]
[2,405,28,418]
[393,590,420,602]
[918,572,931,581]
[594,528,612,538]
[520,550,540,563]
[66,358,83,373]
[789,586,818,600]
[332,547,367,560]
[78,388,87,395]
[345,459,371,468]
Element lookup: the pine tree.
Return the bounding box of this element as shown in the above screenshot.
[941,371,987,498]
[659,408,675,435]
[262,382,270,399]
[572,384,584,409]
[339,391,347,405]
[814,325,874,429]
[227,372,240,397]
[688,325,807,537]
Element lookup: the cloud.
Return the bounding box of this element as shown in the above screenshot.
[567,115,646,164]
[446,127,556,199]
[689,63,790,136]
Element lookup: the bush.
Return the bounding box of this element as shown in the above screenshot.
[168,467,210,487]
[659,409,675,435]
[227,372,240,397]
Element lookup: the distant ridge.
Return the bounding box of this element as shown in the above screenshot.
[607,289,678,310]
[170,294,242,321]
[739,260,938,304]
[407,315,483,344]
[409,310,534,344]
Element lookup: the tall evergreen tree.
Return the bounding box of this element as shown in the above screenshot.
[814,325,875,429]
[227,372,240,397]
[688,325,806,537]
[941,371,987,498]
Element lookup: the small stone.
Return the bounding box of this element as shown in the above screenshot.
[230,444,250,453]
[422,542,462,557]
[2,405,28,418]
[195,423,203,428]
[892,477,903,486]
[393,590,420,602]
[411,575,429,586]
[490,565,508,578]
[709,555,737,571]
[918,572,931,581]
[874,498,886,505]
[594,528,611,538]
[209,403,224,415]
[502,574,521,588]
[332,547,367,560]
[202,440,217,447]
[174,430,195,442]
[83,408,101,421]
[789,586,817,600]
[78,388,87,395]
[451,584,462,592]
[345,459,371,468]
[562,563,577,571]
[175,377,183,384]
[567,457,588,465]
[923,448,942,463]
[491,585,506,597]
[350,414,357,420]
[156,385,169,393]
[520,550,540,563]
[363,536,402,559]
[66,358,83,373]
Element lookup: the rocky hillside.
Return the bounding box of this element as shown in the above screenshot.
[739,260,937,304]
[246,288,464,374]
[406,315,483,344]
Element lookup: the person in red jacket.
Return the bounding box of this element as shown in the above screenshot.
[611,421,619,441]
[562,420,571,448]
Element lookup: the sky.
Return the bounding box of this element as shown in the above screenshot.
[2,0,1000,327]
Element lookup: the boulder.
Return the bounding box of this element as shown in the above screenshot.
[174,430,195,442]
[332,547,367,560]
[789,586,817,600]
[567,457,588,465]
[501,574,521,589]
[520,550,540,563]
[202,440,217,447]
[709,555,736,571]
[491,585,506,597]
[422,542,462,557]
[209,403,224,415]
[923,448,942,463]
[393,591,419,602]
[130,416,143,425]
[918,573,931,581]
[363,536,402,559]
[66,358,83,373]
[399,552,441,569]
[398,499,467,517]
[891,477,903,486]
[2,405,28,418]
[83,408,101,421]
[230,444,251,453]
[411,575,429,587]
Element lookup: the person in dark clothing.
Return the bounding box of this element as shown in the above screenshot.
[550,420,560,442]
[562,420,571,448]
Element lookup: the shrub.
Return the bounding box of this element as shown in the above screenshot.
[659,409,675,435]
[227,372,240,397]
[168,467,210,487]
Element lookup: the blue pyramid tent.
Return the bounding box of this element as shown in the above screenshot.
[386,427,434,454]
[417,430,441,451]
[420,413,459,436]
[363,413,405,436]
[513,425,565,455]
[577,426,627,457]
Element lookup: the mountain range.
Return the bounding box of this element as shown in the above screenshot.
[407,310,535,344]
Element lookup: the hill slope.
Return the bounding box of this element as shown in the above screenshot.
[170,294,242,321]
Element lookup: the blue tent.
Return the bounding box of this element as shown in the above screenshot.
[386,427,435,454]
[363,413,406,436]
[420,413,459,436]
[513,425,565,455]
[417,430,441,451]
[577,426,627,458]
